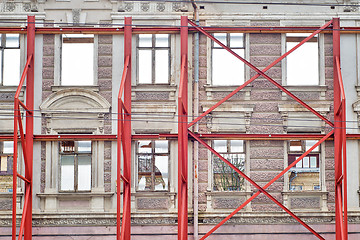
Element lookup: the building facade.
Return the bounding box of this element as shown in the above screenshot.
[0,0,359,239]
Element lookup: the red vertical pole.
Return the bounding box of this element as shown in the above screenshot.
[333,17,347,240]
[120,17,132,240]
[12,101,19,240]
[178,16,188,240]
[24,15,35,240]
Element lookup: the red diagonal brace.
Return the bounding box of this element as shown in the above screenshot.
[189,130,333,240]
[188,19,334,128]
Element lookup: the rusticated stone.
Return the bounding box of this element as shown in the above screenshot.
[250,147,284,159]
[250,44,281,56]
[251,113,282,124]
[43,45,54,56]
[250,171,284,182]
[137,198,168,209]
[43,34,54,44]
[98,45,112,55]
[250,140,283,147]
[248,125,283,134]
[252,192,283,203]
[98,67,112,79]
[135,92,169,101]
[250,159,283,170]
[250,90,281,101]
[198,171,207,183]
[98,56,112,67]
[98,35,112,44]
[198,159,208,171]
[250,56,282,68]
[249,33,281,44]
[42,68,54,79]
[43,56,54,67]
[253,102,278,112]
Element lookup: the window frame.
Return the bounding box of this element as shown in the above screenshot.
[283,33,325,86]
[211,32,246,86]
[212,139,246,192]
[59,140,92,192]
[287,140,321,191]
[59,34,96,86]
[0,33,21,86]
[136,34,171,84]
[0,141,13,176]
[135,140,170,192]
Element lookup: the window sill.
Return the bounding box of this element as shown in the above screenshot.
[37,192,114,198]
[0,86,25,92]
[51,85,100,92]
[204,85,252,101]
[206,191,252,196]
[282,191,327,195]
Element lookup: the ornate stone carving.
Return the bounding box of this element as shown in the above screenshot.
[124,2,133,12]
[23,3,31,12]
[157,2,165,12]
[5,2,16,12]
[72,9,81,25]
[141,2,150,12]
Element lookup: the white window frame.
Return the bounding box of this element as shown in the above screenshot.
[282,33,325,86]
[210,33,247,86]
[0,34,22,86]
[54,34,98,86]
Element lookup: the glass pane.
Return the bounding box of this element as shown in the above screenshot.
[287,40,318,85]
[230,33,244,48]
[60,155,75,191]
[213,140,227,152]
[3,141,13,154]
[137,155,152,190]
[305,140,320,152]
[139,34,152,47]
[155,34,169,47]
[230,140,243,153]
[212,48,244,85]
[0,50,3,84]
[1,156,7,171]
[3,48,20,86]
[61,40,94,85]
[138,141,152,153]
[296,157,302,168]
[138,49,152,83]
[310,157,317,168]
[78,155,91,191]
[155,50,169,83]
[213,33,227,48]
[303,157,310,168]
[78,141,91,153]
[155,140,168,153]
[154,156,168,190]
[6,34,19,48]
[213,153,245,191]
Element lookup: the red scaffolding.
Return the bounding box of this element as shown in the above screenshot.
[10,15,348,240]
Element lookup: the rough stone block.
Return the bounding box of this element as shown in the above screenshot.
[43,45,54,56]
[135,92,169,101]
[43,56,54,67]
[199,55,207,67]
[250,147,284,159]
[198,171,208,183]
[250,56,282,68]
[104,160,111,172]
[98,56,112,67]
[251,113,282,124]
[250,90,281,101]
[249,33,281,44]
[250,44,281,56]
[250,140,283,148]
[43,34,55,44]
[250,159,284,170]
[42,68,54,79]
[104,172,111,183]
[98,67,112,79]
[98,35,112,44]
[248,125,283,134]
[98,45,112,56]
[325,170,335,181]
[198,159,208,171]
[250,171,284,182]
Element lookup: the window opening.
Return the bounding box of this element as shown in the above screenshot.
[0,34,20,86]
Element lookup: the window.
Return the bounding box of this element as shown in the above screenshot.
[59,141,92,191]
[213,140,245,191]
[0,141,13,174]
[0,34,20,86]
[212,33,245,86]
[61,34,94,85]
[286,33,319,85]
[137,34,170,84]
[136,140,169,191]
[288,140,320,191]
